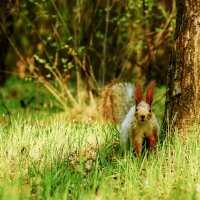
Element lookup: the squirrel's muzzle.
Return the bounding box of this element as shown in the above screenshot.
[140,115,145,121]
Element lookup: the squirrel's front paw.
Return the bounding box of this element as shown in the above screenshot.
[133,143,142,155]
[147,134,157,151]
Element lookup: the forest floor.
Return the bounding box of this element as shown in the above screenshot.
[0,77,199,199]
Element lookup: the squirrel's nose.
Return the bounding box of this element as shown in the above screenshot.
[140,115,145,120]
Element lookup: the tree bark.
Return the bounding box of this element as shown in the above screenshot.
[163,0,200,134]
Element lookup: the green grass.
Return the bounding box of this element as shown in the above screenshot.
[0,76,61,114]
[0,113,199,200]
[0,77,199,199]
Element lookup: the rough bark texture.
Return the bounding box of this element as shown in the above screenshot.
[164,0,200,134]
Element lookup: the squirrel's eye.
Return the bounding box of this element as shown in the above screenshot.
[149,109,152,112]
[136,108,138,112]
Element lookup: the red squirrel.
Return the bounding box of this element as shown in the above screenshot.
[100,80,160,154]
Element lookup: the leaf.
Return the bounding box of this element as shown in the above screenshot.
[46,74,51,78]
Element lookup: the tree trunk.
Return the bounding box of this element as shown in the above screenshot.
[163,0,200,134]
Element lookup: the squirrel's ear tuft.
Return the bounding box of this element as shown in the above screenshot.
[146,80,156,105]
[135,80,143,105]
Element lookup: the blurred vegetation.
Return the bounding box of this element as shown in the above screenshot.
[0,0,175,111]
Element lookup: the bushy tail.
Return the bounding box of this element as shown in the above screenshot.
[100,82,135,124]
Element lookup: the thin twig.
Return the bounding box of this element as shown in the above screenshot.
[101,0,110,86]
[50,0,70,35]
[0,23,26,64]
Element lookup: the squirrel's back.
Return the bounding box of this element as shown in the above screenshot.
[100,81,135,124]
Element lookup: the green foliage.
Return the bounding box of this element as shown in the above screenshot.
[0,76,60,114]
[0,115,199,199]
[1,0,175,110]
[6,0,175,84]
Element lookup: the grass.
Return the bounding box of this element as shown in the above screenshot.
[0,76,61,114]
[0,113,199,200]
[0,77,199,199]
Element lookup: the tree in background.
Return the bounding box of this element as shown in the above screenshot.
[163,0,200,134]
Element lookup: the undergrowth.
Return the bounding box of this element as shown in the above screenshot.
[0,114,199,200]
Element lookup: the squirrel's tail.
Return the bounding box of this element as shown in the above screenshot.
[100,81,135,124]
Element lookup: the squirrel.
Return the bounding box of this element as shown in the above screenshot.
[100,80,160,154]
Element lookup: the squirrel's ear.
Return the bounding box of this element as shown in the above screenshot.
[146,80,156,105]
[135,80,143,106]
